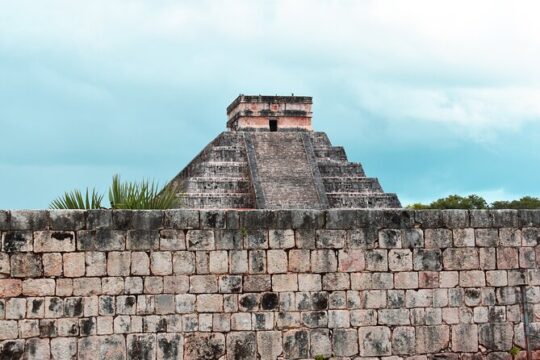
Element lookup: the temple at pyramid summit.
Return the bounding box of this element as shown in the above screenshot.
[165,95,401,209]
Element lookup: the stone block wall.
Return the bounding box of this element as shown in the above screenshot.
[0,209,539,359]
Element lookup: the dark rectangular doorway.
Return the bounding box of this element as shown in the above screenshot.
[269,119,278,132]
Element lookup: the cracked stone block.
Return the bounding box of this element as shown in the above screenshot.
[186,230,215,250]
[34,231,76,252]
[479,323,513,351]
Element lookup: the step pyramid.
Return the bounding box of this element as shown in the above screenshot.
[165,95,401,209]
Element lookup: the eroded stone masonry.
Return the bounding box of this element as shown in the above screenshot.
[0,209,539,359]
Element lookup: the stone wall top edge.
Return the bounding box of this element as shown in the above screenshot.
[1,208,540,231]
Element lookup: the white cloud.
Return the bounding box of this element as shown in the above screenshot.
[2,0,540,139]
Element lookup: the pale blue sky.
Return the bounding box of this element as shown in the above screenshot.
[1,0,540,209]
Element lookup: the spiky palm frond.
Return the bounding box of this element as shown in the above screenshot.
[50,188,104,209]
[108,174,179,209]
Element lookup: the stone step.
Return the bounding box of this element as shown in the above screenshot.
[205,146,247,162]
[313,146,347,162]
[323,177,383,193]
[327,193,401,208]
[309,132,332,147]
[318,162,365,177]
[190,161,249,177]
[185,177,252,193]
[213,132,246,147]
[181,193,254,209]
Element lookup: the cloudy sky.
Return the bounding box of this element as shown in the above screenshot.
[1,0,540,209]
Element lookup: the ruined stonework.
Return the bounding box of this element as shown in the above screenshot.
[165,95,401,209]
[0,209,539,359]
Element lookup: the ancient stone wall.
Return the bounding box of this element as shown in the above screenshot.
[0,209,539,359]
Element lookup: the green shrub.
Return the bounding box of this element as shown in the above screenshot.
[50,188,103,209]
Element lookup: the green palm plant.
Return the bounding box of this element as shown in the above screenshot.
[50,175,180,210]
[50,188,104,209]
[108,174,179,209]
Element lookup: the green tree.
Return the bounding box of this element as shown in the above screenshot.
[491,196,540,209]
[429,194,488,210]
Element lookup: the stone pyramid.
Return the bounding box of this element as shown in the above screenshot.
[165,95,401,209]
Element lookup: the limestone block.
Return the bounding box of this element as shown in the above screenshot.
[163,275,189,294]
[243,275,271,292]
[157,333,183,360]
[25,298,44,319]
[127,334,156,359]
[358,326,391,357]
[107,251,130,276]
[209,250,229,274]
[10,253,42,278]
[452,228,475,247]
[231,312,252,331]
[257,331,283,360]
[497,247,519,269]
[479,247,496,270]
[194,251,208,274]
[219,275,242,293]
[190,275,218,293]
[519,247,536,268]
[150,252,173,275]
[215,230,243,250]
[34,231,75,252]
[475,228,499,247]
[338,249,365,272]
[248,250,266,274]
[143,276,163,294]
[388,249,412,271]
[316,230,346,249]
[10,211,48,230]
[238,293,259,312]
[300,310,327,328]
[77,230,125,251]
[22,279,55,296]
[372,272,394,289]
[164,209,199,229]
[0,279,22,298]
[72,277,101,296]
[387,290,405,308]
[459,271,486,287]
[283,329,309,359]
[272,274,298,292]
[24,338,50,360]
[379,229,402,248]
[2,231,33,252]
[452,324,478,352]
[58,317,79,336]
[230,250,248,274]
[311,250,337,273]
[126,230,160,250]
[269,230,295,249]
[172,251,195,275]
[99,277,122,295]
[522,227,540,246]
[51,337,77,359]
[392,326,415,355]
[332,328,358,356]
[364,290,387,309]
[439,271,459,288]
[298,274,321,292]
[196,294,223,313]
[253,312,274,330]
[443,248,479,270]
[175,294,196,313]
[406,290,433,308]
[328,309,349,328]
[425,228,452,249]
[441,210,469,228]
[267,250,287,274]
[295,229,316,249]
[159,230,186,251]
[288,249,310,272]
[49,210,85,231]
[200,210,225,229]
[186,230,214,250]
[351,273,372,290]
[395,272,418,290]
[213,313,231,332]
[378,309,410,325]
[226,331,256,360]
[56,278,73,297]
[350,309,377,326]
[402,229,424,248]
[413,249,442,271]
[418,271,439,288]
[499,228,522,246]
[479,323,513,351]
[433,289,449,307]
[415,325,449,354]
[84,251,106,277]
[322,273,350,291]
[63,252,85,277]
[365,249,388,271]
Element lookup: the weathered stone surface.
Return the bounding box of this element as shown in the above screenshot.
[0,279,22,298]
[157,333,182,360]
[479,323,513,351]
[359,326,391,357]
[127,334,156,360]
[127,230,159,250]
[226,331,256,360]
[77,230,125,251]
[2,231,33,252]
[415,325,449,354]
[184,333,225,360]
[35,231,76,252]
[10,253,42,278]
[283,329,309,359]
[452,324,478,352]
[51,337,77,360]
